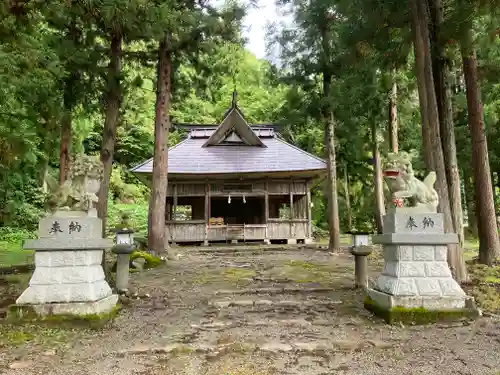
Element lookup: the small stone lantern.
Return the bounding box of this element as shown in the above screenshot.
[347,231,373,289]
[116,228,135,246]
[111,212,136,293]
[350,231,371,247]
[111,233,135,293]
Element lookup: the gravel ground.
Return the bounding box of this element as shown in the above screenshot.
[1,247,500,375]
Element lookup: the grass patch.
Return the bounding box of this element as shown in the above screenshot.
[6,304,122,330]
[193,268,256,286]
[283,260,334,284]
[317,234,352,245]
[0,242,34,268]
[470,284,500,312]
[468,264,500,282]
[0,324,78,348]
[223,268,256,283]
[467,263,500,313]
[0,228,36,267]
[1,329,35,345]
[463,238,479,261]
[3,273,31,286]
[130,251,162,269]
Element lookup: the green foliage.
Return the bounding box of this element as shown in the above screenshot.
[107,203,148,236]
[0,227,35,267]
[1,0,499,243]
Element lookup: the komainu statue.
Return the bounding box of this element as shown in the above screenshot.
[45,153,103,215]
[383,151,439,212]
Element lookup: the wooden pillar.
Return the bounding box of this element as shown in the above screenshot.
[264,181,269,222]
[306,182,312,238]
[204,182,209,245]
[173,184,178,221]
[165,201,170,221]
[264,180,269,242]
[289,181,294,238]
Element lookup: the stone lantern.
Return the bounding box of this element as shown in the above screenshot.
[347,230,373,289]
[111,212,136,293]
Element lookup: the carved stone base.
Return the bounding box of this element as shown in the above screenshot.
[369,212,472,311]
[367,288,468,310]
[18,212,115,316]
[16,249,113,305]
[15,295,118,317]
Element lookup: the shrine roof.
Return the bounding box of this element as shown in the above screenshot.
[131,92,326,176]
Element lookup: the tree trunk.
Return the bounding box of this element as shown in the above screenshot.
[463,169,478,237]
[59,22,80,185]
[429,0,465,249]
[319,18,341,251]
[461,31,500,265]
[373,122,385,233]
[343,165,353,231]
[325,111,341,250]
[496,172,500,208]
[97,31,123,236]
[39,114,55,192]
[389,79,399,153]
[59,110,72,184]
[148,36,172,255]
[410,0,433,171]
[411,0,468,282]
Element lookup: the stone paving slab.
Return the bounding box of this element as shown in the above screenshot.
[1,247,500,375]
[117,338,397,357]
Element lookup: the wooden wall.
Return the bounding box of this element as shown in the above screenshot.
[167,179,308,197]
[164,178,313,243]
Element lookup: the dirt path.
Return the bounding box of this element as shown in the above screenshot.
[1,247,500,375]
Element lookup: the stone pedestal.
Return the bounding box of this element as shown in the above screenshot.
[367,210,473,311]
[112,243,135,293]
[350,245,373,289]
[17,211,117,316]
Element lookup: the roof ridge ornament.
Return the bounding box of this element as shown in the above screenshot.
[232,89,237,108]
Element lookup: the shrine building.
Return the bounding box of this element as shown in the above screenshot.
[131,94,327,246]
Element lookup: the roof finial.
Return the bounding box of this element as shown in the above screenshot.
[232,89,237,107]
[232,72,238,107]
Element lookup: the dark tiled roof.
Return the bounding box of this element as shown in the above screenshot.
[132,92,326,176]
[131,136,327,175]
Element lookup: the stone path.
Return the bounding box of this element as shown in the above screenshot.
[1,247,500,375]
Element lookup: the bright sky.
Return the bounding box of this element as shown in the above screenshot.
[212,0,291,63]
[242,0,280,59]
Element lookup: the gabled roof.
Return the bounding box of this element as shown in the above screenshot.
[130,92,327,177]
[203,104,265,147]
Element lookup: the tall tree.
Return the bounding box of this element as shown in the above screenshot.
[319,5,343,250]
[373,121,385,233]
[410,0,467,281]
[147,0,244,253]
[460,16,500,265]
[97,28,123,235]
[149,36,172,254]
[321,19,341,250]
[389,77,399,153]
[59,22,82,184]
[429,0,465,249]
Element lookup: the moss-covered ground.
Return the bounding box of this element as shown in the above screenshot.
[364,296,479,325]
[0,234,500,374]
